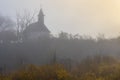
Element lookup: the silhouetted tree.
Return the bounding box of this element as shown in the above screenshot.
[0,15,15,31]
[0,14,16,43]
[16,10,36,41]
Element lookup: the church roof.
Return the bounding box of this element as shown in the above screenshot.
[24,22,50,35]
[23,8,50,38]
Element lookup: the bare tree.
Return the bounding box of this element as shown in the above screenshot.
[0,15,15,31]
[0,14,17,43]
[16,9,36,41]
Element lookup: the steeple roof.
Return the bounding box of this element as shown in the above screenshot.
[38,8,44,16]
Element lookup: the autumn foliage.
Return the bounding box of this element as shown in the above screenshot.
[1,55,120,80]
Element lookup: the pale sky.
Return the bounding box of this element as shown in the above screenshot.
[0,0,120,38]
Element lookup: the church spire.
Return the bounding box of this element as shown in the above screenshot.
[38,8,45,24]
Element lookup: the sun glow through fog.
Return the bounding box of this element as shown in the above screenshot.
[1,0,120,38]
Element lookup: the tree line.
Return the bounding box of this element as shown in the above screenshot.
[0,12,120,73]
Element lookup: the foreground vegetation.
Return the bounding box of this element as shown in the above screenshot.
[0,55,120,80]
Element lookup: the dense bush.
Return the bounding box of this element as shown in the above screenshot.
[0,55,120,80]
[2,64,71,80]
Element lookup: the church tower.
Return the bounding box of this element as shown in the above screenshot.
[23,8,50,41]
[38,9,45,24]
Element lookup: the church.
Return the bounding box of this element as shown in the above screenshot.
[23,9,50,40]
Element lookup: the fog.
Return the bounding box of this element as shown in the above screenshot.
[1,0,120,37]
[1,0,120,74]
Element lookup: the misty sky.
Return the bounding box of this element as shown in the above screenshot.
[0,0,120,38]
